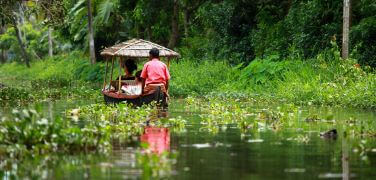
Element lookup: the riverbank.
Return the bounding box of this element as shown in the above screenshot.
[1,51,375,108]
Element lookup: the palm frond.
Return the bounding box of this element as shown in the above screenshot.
[95,0,118,25]
[68,0,86,16]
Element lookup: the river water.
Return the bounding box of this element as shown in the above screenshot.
[1,99,376,179]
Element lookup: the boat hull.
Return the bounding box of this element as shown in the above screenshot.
[103,87,167,108]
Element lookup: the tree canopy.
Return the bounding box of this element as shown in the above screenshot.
[1,0,376,67]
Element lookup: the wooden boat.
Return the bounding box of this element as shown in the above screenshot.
[102,86,167,107]
[100,39,180,107]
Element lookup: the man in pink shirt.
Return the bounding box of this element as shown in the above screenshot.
[140,48,170,94]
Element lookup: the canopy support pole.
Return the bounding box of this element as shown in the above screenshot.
[103,57,109,90]
[118,57,122,93]
[167,57,171,69]
[110,57,115,84]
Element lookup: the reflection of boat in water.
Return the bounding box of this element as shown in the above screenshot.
[140,126,170,154]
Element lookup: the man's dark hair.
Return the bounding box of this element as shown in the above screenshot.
[149,48,159,58]
[123,59,137,74]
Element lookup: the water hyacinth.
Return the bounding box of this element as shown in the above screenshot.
[0,108,111,158]
[68,103,155,140]
[0,79,101,106]
[183,96,376,138]
[70,103,189,139]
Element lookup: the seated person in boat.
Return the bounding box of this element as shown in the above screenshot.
[121,59,137,80]
[120,70,142,95]
[110,59,137,90]
[140,48,170,96]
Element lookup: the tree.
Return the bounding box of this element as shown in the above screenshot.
[342,0,351,59]
[0,0,30,67]
[0,0,65,66]
[180,0,208,38]
[35,0,65,57]
[87,0,96,64]
[48,27,53,57]
[168,0,179,48]
[0,20,7,63]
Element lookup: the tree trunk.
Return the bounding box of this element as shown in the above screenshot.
[14,23,30,67]
[48,27,53,57]
[87,0,96,64]
[0,48,6,63]
[0,22,7,63]
[168,0,179,49]
[285,0,293,16]
[183,9,190,38]
[146,26,152,40]
[18,3,27,42]
[342,0,351,59]
[136,24,140,38]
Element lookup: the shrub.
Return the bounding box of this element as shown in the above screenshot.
[169,59,239,97]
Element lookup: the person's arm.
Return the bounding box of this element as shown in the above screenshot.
[165,65,170,91]
[141,78,145,94]
[140,64,148,94]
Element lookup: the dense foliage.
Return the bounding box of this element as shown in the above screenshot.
[2,1,376,178]
[0,0,375,115]
[1,46,375,109]
[1,0,376,66]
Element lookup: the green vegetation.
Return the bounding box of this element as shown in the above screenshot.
[0,107,111,158]
[0,51,104,83]
[1,45,375,109]
[0,52,104,105]
[0,101,186,158]
[184,96,376,137]
[0,0,375,109]
[1,0,376,178]
[0,102,183,178]
[170,46,376,109]
[2,0,376,66]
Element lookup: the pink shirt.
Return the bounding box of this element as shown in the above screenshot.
[140,127,170,154]
[141,58,170,86]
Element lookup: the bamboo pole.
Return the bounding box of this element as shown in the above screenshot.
[167,57,171,69]
[103,57,109,90]
[110,57,115,84]
[118,58,122,93]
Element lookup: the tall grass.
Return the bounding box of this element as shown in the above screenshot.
[168,52,376,108]
[169,60,240,97]
[0,51,106,87]
[1,50,375,108]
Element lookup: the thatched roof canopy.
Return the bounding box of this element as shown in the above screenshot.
[100,39,180,58]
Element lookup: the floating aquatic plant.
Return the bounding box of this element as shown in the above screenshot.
[0,108,111,158]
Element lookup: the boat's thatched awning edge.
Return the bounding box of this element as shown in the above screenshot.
[100,39,180,59]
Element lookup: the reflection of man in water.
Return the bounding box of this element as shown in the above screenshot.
[140,126,170,154]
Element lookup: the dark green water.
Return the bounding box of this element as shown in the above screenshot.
[1,99,376,179]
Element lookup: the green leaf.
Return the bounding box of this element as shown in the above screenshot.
[95,0,118,25]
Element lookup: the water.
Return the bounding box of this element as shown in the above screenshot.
[1,99,376,179]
